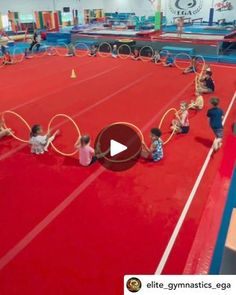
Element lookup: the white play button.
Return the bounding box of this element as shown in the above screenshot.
[110,139,127,157]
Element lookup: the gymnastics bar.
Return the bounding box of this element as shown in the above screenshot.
[218,18,226,24]
[191,18,203,24]
[173,17,191,24]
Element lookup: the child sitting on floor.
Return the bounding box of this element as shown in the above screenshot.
[29,125,59,155]
[183,56,197,74]
[75,135,109,166]
[88,45,98,57]
[132,48,140,61]
[0,120,12,139]
[198,71,215,94]
[141,128,163,162]
[151,50,161,64]
[164,53,174,67]
[189,92,204,110]
[171,102,190,134]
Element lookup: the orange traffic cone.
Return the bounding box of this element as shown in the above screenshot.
[71,69,77,79]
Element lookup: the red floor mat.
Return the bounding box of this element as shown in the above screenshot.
[0,56,235,295]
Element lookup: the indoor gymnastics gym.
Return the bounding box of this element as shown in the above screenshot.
[0,0,236,295]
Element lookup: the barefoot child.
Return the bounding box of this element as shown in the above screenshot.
[177,17,184,38]
[29,125,59,154]
[132,48,140,61]
[183,56,197,74]
[172,102,190,134]
[198,72,215,94]
[189,92,204,110]
[88,45,98,57]
[75,135,109,166]
[164,53,174,67]
[207,97,224,151]
[151,50,161,64]
[141,128,163,162]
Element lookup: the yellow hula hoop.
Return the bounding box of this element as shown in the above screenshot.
[159,108,178,129]
[97,121,144,163]
[48,114,81,157]
[158,108,178,145]
[1,110,31,143]
[195,55,206,78]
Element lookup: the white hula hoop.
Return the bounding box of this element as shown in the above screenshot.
[118,44,131,59]
[98,42,112,58]
[32,44,47,57]
[74,42,89,57]
[55,43,68,56]
[194,55,206,76]
[174,52,192,70]
[140,46,154,62]
[46,46,57,56]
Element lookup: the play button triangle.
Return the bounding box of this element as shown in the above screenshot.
[110,139,127,157]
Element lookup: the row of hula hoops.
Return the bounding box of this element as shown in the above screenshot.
[1,108,179,157]
[0,41,206,73]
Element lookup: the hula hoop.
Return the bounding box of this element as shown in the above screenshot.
[46,46,57,56]
[74,42,89,57]
[48,114,81,157]
[13,48,24,63]
[195,55,206,77]
[158,49,169,65]
[118,44,131,59]
[195,74,200,90]
[55,43,68,57]
[1,110,31,143]
[32,44,47,57]
[97,121,144,163]
[158,108,178,145]
[139,46,154,62]
[174,52,192,70]
[98,42,112,58]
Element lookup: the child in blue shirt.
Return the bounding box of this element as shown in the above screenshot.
[207,97,224,151]
[141,128,163,162]
[164,53,174,67]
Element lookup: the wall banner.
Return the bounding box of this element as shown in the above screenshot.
[168,0,203,16]
[215,0,233,12]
